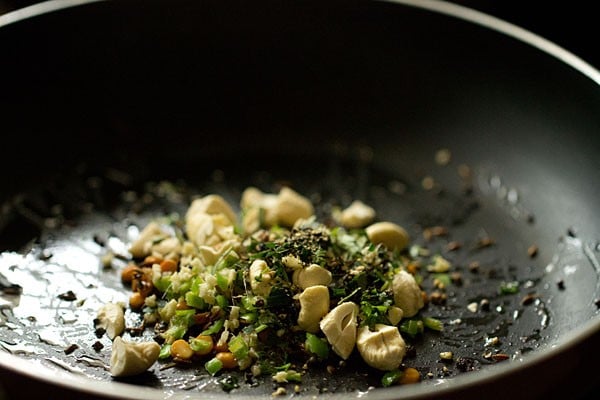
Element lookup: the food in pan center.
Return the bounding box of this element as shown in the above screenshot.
[98,186,447,389]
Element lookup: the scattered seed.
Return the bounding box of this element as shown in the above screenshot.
[58,290,77,301]
[468,261,480,273]
[527,245,538,258]
[429,291,447,305]
[435,148,452,166]
[557,280,565,290]
[423,226,448,241]
[388,180,407,195]
[439,351,453,361]
[94,326,106,339]
[456,357,477,372]
[467,302,478,313]
[421,176,435,190]
[475,237,495,249]
[485,336,500,347]
[479,298,490,311]
[92,341,104,352]
[520,293,538,306]
[450,272,463,285]
[457,164,471,179]
[446,241,462,252]
[491,353,509,362]
[64,344,78,355]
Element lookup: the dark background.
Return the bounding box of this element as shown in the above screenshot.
[0,0,598,69]
[0,0,597,399]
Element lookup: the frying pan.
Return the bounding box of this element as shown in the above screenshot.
[0,0,599,399]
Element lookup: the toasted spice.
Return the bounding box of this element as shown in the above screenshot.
[527,244,538,258]
[445,241,462,252]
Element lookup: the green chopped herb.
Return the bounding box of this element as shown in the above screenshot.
[228,335,249,360]
[158,343,171,360]
[400,319,424,338]
[382,369,403,387]
[205,357,223,375]
[305,332,329,359]
[219,375,239,392]
[499,281,520,295]
[422,316,444,332]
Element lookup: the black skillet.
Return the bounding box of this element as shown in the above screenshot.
[0,0,599,399]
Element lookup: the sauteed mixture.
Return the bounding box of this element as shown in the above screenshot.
[99,186,446,391]
[1,149,565,396]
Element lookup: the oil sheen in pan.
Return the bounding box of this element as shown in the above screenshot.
[0,148,598,396]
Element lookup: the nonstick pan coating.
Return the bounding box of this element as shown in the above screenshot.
[0,1,599,399]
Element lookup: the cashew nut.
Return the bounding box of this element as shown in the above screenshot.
[129,221,167,259]
[319,302,359,359]
[387,306,404,326]
[186,194,237,225]
[365,221,410,251]
[297,285,329,333]
[96,302,125,340]
[274,187,314,227]
[150,236,182,259]
[110,336,161,377]
[392,270,424,318]
[292,264,332,289]
[356,324,406,371]
[240,186,314,230]
[249,259,274,297]
[340,200,376,228]
[185,195,238,247]
[240,187,279,230]
[281,254,304,270]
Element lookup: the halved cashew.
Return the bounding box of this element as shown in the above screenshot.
[293,264,332,289]
[240,187,278,230]
[110,336,161,377]
[319,302,359,359]
[129,222,167,259]
[365,221,410,251]
[297,285,329,333]
[185,194,237,225]
[274,187,314,227]
[340,200,376,229]
[241,187,274,210]
[185,195,238,247]
[186,212,215,246]
[387,306,404,326]
[392,270,424,318]
[356,324,406,371]
[282,254,304,270]
[150,236,182,259]
[249,259,274,297]
[96,302,125,340]
[240,186,314,229]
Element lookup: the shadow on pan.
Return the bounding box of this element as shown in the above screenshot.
[0,0,599,399]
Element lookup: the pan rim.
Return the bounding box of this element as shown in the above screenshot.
[0,0,599,398]
[0,317,599,399]
[0,0,599,86]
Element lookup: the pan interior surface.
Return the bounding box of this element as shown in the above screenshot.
[1,0,599,399]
